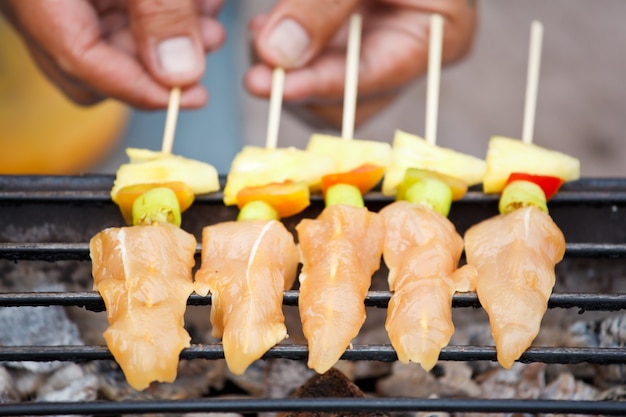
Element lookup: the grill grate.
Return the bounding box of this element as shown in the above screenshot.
[0,176,625,415]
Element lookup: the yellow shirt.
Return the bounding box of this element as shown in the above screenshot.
[0,18,128,174]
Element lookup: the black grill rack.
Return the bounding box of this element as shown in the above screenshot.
[0,175,625,416]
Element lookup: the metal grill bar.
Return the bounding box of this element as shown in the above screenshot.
[0,291,625,311]
[1,176,625,416]
[0,397,624,416]
[3,189,626,204]
[2,242,626,260]
[0,344,624,365]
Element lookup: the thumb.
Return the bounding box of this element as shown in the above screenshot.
[128,0,205,87]
[254,0,360,69]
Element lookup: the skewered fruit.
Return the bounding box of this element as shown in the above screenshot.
[483,136,580,194]
[223,146,336,206]
[111,148,219,201]
[306,134,392,174]
[383,130,486,196]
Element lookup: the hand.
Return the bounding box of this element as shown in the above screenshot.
[246,0,477,128]
[0,0,225,109]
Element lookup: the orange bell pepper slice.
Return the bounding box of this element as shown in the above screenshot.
[321,164,385,196]
[113,181,195,225]
[236,181,310,218]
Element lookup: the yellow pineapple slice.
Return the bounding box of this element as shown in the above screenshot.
[483,136,580,194]
[223,146,336,206]
[306,134,392,174]
[111,148,220,203]
[382,130,486,196]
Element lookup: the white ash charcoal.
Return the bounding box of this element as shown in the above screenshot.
[227,359,267,396]
[0,366,19,402]
[475,363,546,401]
[376,361,479,399]
[567,313,626,387]
[389,404,450,417]
[449,323,499,376]
[541,372,598,401]
[92,359,228,401]
[352,326,394,381]
[36,363,86,397]
[0,300,83,373]
[0,260,93,292]
[597,385,626,401]
[12,368,45,398]
[36,374,98,403]
[263,359,315,399]
[539,373,599,417]
[436,362,481,398]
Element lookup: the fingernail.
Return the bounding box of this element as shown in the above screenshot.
[157,36,197,74]
[265,18,310,67]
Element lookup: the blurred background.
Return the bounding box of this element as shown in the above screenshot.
[1,0,626,176]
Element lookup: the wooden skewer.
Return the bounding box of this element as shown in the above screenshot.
[341,13,363,140]
[161,87,182,154]
[425,14,444,146]
[265,67,286,149]
[522,20,544,145]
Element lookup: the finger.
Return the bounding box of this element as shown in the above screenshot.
[3,0,207,109]
[253,0,361,69]
[200,16,226,53]
[196,0,225,16]
[128,0,206,87]
[247,3,476,102]
[27,44,106,106]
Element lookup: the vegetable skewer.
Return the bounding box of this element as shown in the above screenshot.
[465,21,578,369]
[380,14,477,371]
[195,67,300,376]
[381,13,484,197]
[297,14,386,374]
[90,87,217,390]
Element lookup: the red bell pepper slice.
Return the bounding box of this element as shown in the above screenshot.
[505,173,564,200]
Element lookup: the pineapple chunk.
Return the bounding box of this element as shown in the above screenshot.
[306,134,392,174]
[483,136,580,194]
[111,148,220,202]
[223,146,336,206]
[382,130,486,196]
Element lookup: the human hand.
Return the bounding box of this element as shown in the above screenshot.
[0,0,225,109]
[246,0,477,128]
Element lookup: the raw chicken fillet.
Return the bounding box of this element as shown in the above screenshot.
[380,201,476,370]
[90,222,197,390]
[195,220,299,375]
[464,206,566,368]
[297,204,385,374]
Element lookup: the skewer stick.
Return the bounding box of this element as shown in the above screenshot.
[161,87,181,154]
[522,20,544,145]
[265,67,286,149]
[341,13,362,140]
[425,14,444,146]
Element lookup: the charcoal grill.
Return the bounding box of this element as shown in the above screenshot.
[0,175,625,416]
